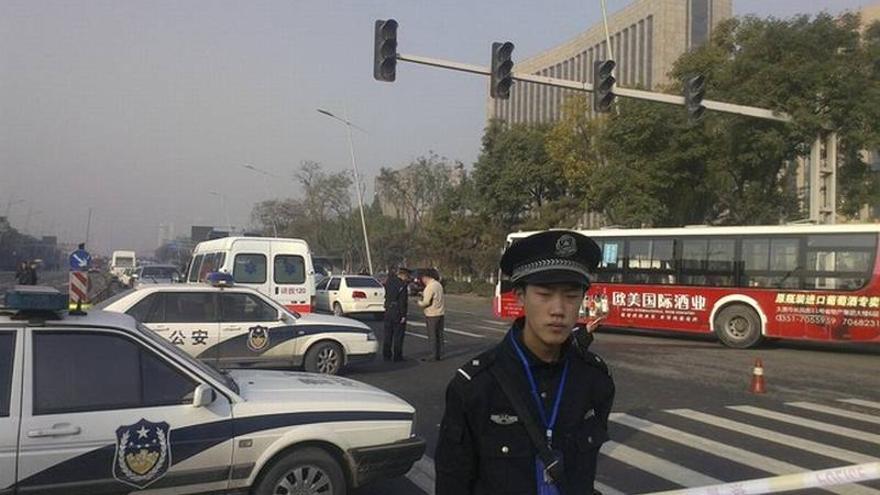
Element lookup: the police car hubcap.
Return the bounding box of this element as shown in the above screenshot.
[317,348,339,374]
[276,465,333,494]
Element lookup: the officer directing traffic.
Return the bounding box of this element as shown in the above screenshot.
[435,230,615,495]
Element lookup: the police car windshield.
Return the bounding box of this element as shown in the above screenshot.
[136,322,239,394]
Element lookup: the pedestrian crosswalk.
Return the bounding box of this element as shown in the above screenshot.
[407,398,880,495]
[600,398,880,494]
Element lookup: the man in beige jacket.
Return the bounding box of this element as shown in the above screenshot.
[417,268,445,361]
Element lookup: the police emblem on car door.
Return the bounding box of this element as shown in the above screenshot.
[247,325,270,351]
[113,418,172,488]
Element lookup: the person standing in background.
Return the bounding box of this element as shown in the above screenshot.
[418,269,446,361]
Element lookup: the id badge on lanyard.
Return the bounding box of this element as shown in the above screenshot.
[510,334,571,494]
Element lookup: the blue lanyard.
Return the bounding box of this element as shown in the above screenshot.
[510,333,570,445]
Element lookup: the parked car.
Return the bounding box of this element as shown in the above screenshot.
[131,263,182,287]
[316,275,386,319]
[1,286,424,495]
[96,279,377,375]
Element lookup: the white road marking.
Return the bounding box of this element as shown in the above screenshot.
[839,399,880,411]
[611,413,880,495]
[405,331,428,339]
[601,440,720,487]
[668,409,878,464]
[408,320,485,339]
[787,402,880,426]
[729,405,880,445]
[482,319,508,326]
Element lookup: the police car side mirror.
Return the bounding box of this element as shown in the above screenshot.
[192,384,217,408]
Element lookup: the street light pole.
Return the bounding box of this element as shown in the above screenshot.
[242,164,279,237]
[317,108,374,275]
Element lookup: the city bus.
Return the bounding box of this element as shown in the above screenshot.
[494,225,880,348]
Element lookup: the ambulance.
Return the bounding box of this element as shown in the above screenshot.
[189,237,316,313]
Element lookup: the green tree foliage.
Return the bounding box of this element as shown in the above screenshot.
[472,120,567,230]
[547,13,879,226]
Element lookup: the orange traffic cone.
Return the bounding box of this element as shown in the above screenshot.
[749,358,766,394]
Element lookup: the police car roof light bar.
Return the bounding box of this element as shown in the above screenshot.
[4,286,69,313]
[206,272,234,287]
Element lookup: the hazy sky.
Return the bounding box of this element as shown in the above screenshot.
[0,0,872,255]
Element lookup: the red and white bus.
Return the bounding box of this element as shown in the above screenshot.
[494,225,880,348]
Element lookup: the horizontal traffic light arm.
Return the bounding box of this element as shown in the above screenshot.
[396,53,791,123]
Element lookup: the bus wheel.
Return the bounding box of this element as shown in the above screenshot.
[714,305,763,349]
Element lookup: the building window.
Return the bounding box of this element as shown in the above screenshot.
[690,0,710,48]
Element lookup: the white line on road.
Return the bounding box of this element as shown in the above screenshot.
[407,320,486,339]
[405,331,428,339]
[786,402,880,426]
[668,409,878,464]
[473,324,507,334]
[482,319,508,326]
[601,440,720,487]
[839,399,880,411]
[610,413,880,495]
[729,405,880,445]
[405,456,435,494]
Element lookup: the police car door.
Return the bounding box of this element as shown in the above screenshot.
[216,291,291,367]
[0,329,21,493]
[17,327,234,494]
[148,292,221,364]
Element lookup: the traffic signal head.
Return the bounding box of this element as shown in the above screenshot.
[374,19,398,82]
[684,74,707,123]
[490,41,514,99]
[592,60,616,113]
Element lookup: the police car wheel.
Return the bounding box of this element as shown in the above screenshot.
[254,447,345,495]
[714,304,763,349]
[332,302,344,317]
[304,341,343,375]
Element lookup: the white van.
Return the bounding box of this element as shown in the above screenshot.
[109,250,136,279]
[188,236,317,312]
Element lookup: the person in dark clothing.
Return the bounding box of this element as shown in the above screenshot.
[383,267,411,361]
[26,261,39,285]
[435,230,615,495]
[15,261,29,284]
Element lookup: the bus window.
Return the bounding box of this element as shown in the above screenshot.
[624,238,675,284]
[741,238,800,288]
[803,234,875,290]
[681,238,736,286]
[595,238,624,283]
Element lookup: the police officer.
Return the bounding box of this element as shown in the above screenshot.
[383,267,412,361]
[435,230,615,495]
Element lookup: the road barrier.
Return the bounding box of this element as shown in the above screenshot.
[641,461,880,495]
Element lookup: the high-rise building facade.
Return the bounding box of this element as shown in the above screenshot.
[487,0,732,124]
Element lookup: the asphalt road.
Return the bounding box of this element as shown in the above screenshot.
[345,294,880,495]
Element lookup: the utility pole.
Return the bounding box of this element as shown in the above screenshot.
[85,208,93,245]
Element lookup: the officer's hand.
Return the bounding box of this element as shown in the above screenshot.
[400,317,406,324]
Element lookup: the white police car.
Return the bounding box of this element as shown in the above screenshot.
[96,274,377,375]
[0,286,424,495]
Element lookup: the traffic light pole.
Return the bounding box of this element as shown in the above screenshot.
[396,53,792,123]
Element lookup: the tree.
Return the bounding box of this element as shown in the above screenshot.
[672,14,880,220]
[472,120,567,229]
[375,152,458,233]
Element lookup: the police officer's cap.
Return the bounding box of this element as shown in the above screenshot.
[500,230,601,287]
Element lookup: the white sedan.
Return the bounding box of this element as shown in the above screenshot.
[315,275,386,319]
[96,283,377,374]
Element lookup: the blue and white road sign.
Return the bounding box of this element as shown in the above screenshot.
[69,249,92,271]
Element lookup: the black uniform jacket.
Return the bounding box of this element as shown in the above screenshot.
[435,319,615,495]
[383,275,409,316]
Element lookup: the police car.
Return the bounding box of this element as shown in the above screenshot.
[0,286,425,495]
[96,274,378,375]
